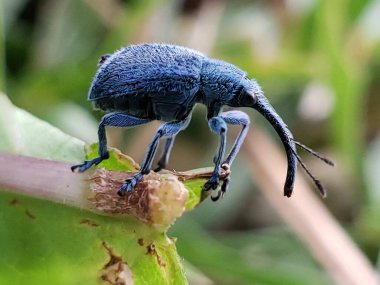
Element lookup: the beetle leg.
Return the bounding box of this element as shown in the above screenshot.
[220,110,250,165]
[154,136,176,172]
[71,112,150,173]
[204,111,249,200]
[204,116,227,193]
[118,116,191,195]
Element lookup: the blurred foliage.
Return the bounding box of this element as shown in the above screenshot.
[1,0,380,284]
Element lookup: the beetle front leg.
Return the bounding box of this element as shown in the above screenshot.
[220,110,250,165]
[71,112,150,173]
[208,111,250,200]
[204,116,227,196]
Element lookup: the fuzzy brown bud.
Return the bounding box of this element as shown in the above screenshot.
[87,169,188,230]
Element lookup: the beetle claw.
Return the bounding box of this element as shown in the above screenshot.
[209,178,230,202]
[203,165,232,201]
[71,159,97,173]
[221,178,230,195]
[71,155,107,173]
[153,164,164,172]
[203,176,219,192]
[117,173,143,196]
[211,190,222,201]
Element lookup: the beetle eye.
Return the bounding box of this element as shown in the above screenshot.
[242,91,257,107]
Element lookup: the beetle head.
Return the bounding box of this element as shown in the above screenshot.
[248,79,332,197]
[250,80,297,197]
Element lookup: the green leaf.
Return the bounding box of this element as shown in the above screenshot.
[184,178,206,210]
[0,191,186,285]
[85,143,140,172]
[171,218,330,285]
[0,93,85,162]
[0,93,188,284]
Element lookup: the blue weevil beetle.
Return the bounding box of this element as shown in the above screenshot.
[72,43,334,201]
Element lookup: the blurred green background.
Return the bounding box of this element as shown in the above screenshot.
[1,0,380,284]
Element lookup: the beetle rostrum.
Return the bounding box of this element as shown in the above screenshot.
[71,43,334,200]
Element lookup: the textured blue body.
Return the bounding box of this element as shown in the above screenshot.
[72,43,330,200]
[90,44,204,121]
[89,44,249,121]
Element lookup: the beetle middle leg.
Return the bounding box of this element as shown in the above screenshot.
[118,116,191,195]
[71,112,150,173]
[154,136,176,172]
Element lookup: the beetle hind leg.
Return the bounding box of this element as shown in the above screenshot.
[71,153,109,173]
[71,112,150,173]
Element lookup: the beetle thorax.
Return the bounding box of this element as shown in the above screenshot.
[199,58,247,108]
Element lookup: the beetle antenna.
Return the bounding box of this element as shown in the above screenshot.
[292,139,335,166]
[289,147,327,198]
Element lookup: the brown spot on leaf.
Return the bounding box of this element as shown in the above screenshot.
[9,199,36,220]
[101,241,134,285]
[137,238,144,246]
[25,209,36,220]
[146,243,166,268]
[146,243,155,255]
[80,219,99,227]
[9,198,19,205]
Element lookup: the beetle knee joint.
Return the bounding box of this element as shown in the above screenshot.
[157,129,164,137]
[102,151,109,159]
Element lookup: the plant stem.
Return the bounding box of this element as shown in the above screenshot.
[0,151,221,228]
[0,151,88,207]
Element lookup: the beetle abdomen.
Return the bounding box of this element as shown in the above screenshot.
[93,93,154,118]
[93,90,197,121]
[88,43,204,101]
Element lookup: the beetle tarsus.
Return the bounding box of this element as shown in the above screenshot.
[221,178,230,195]
[284,187,293,198]
[71,157,104,173]
[153,166,162,172]
[203,175,220,192]
[153,161,165,172]
[117,172,143,196]
[210,178,230,202]
[211,190,222,201]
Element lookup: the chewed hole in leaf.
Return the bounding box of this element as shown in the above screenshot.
[101,241,134,285]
